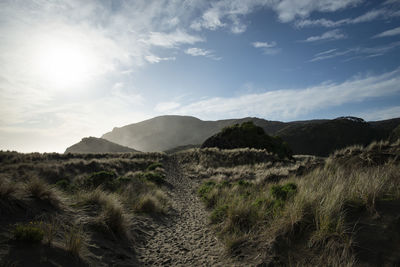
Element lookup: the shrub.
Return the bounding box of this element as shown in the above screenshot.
[84,171,117,191]
[141,171,165,185]
[55,179,70,191]
[13,223,44,243]
[270,182,297,201]
[146,162,163,171]
[210,204,229,224]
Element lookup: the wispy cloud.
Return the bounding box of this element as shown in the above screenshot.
[310,41,400,61]
[302,29,346,42]
[184,47,221,60]
[145,55,176,64]
[373,26,400,38]
[356,105,400,121]
[158,68,400,121]
[143,30,204,48]
[296,7,400,28]
[190,0,361,33]
[251,41,281,55]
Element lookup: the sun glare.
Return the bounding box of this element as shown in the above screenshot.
[33,40,95,89]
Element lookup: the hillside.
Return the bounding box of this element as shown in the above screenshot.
[202,121,292,159]
[65,137,138,153]
[100,115,399,156]
[101,115,324,152]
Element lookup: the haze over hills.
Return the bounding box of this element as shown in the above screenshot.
[65,137,138,154]
[98,115,400,156]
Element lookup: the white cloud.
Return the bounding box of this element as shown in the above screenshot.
[190,0,361,33]
[159,69,400,121]
[252,41,277,48]
[303,29,346,42]
[310,41,400,61]
[143,29,204,48]
[145,55,176,63]
[356,106,400,121]
[184,47,221,60]
[295,7,400,28]
[373,26,400,38]
[252,41,281,55]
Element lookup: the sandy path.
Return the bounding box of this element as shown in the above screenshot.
[134,157,235,266]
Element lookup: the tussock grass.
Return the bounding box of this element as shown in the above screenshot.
[133,190,169,214]
[25,178,62,208]
[77,189,129,237]
[64,224,86,257]
[0,177,17,199]
[195,142,400,264]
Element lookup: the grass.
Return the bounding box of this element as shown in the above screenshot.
[25,178,62,208]
[77,189,129,237]
[64,225,85,257]
[192,141,400,264]
[12,222,44,243]
[133,190,169,214]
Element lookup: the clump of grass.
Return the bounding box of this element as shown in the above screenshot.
[0,177,17,199]
[64,225,85,257]
[77,189,129,237]
[83,171,118,191]
[270,182,297,201]
[25,178,62,208]
[146,162,163,171]
[12,222,44,243]
[134,190,169,214]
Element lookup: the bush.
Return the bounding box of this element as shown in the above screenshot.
[210,205,229,224]
[13,223,44,243]
[141,171,165,185]
[84,171,117,190]
[55,179,70,191]
[270,182,297,201]
[146,162,163,171]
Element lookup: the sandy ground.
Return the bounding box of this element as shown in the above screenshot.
[134,157,241,266]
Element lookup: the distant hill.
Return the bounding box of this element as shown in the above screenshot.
[97,115,400,156]
[101,115,289,152]
[277,117,400,156]
[202,121,292,159]
[65,137,138,153]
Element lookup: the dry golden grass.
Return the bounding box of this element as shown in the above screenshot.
[24,178,63,208]
[194,143,400,265]
[77,189,130,237]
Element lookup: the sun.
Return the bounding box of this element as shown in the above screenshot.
[33,40,95,89]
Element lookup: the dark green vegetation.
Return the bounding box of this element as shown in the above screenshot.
[65,137,138,153]
[277,117,399,156]
[201,121,292,159]
[97,115,399,155]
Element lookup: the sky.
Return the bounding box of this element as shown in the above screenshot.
[0,0,400,152]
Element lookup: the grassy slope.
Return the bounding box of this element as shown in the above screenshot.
[0,151,169,266]
[178,141,400,266]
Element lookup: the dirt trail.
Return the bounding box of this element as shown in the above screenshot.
[134,157,238,266]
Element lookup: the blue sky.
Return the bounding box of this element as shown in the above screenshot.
[0,0,400,152]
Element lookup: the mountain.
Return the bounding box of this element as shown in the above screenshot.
[102,115,287,152]
[98,115,399,156]
[277,117,400,156]
[65,137,138,153]
[202,121,292,159]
